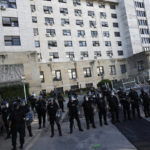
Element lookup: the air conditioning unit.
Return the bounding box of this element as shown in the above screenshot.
[51,34,55,37]
[49,58,53,61]
[70,57,74,61]
[45,22,49,25]
[48,46,51,49]
[49,23,53,26]
[80,56,83,60]
[92,15,95,18]
[32,9,35,12]
[94,56,97,59]
[80,24,83,27]
[0,5,6,10]
[46,33,50,37]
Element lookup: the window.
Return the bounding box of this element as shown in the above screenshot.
[99,3,105,8]
[64,41,72,47]
[86,1,93,7]
[110,4,116,9]
[114,32,120,37]
[118,50,124,56]
[63,30,71,36]
[33,28,39,36]
[40,71,45,83]
[49,52,59,59]
[103,31,109,37]
[97,66,104,76]
[46,29,56,36]
[100,12,106,19]
[58,0,67,3]
[105,41,111,46]
[137,61,144,71]
[109,65,116,75]
[135,2,145,8]
[142,38,150,44]
[138,20,147,26]
[48,41,57,47]
[94,51,101,57]
[120,64,126,74]
[76,20,84,26]
[35,41,40,47]
[66,52,74,58]
[140,29,149,35]
[113,23,119,27]
[1,0,17,9]
[4,36,21,46]
[32,16,37,23]
[2,17,18,27]
[81,51,88,57]
[73,0,81,6]
[78,30,85,37]
[45,17,54,25]
[93,41,100,47]
[75,9,82,16]
[53,70,62,81]
[102,22,108,27]
[60,8,68,15]
[117,41,122,46]
[31,5,36,12]
[43,6,53,14]
[83,68,91,78]
[88,11,95,17]
[107,51,113,57]
[68,69,77,79]
[61,18,70,25]
[79,41,87,47]
[89,21,96,28]
[91,31,98,37]
[111,13,117,18]
[136,11,146,17]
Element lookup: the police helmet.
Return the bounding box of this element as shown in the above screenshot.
[70,95,76,101]
[84,96,89,101]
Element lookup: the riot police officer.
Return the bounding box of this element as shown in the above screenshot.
[1,101,11,139]
[96,93,108,126]
[118,89,131,121]
[67,96,83,133]
[108,91,120,124]
[9,101,28,150]
[57,93,65,112]
[36,96,46,129]
[47,97,62,137]
[140,89,150,117]
[128,89,141,119]
[82,96,96,129]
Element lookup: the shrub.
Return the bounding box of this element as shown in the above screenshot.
[97,79,112,89]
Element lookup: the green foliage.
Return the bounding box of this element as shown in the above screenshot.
[0,83,30,99]
[97,79,112,89]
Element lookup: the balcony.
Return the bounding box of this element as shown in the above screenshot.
[98,0,118,3]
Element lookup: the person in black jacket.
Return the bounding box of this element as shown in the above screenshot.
[9,101,28,150]
[47,98,62,137]
[128,89,141,119]
[118,89,131,121]
[57,93,65,112]
[108,91,120,124]
[67,96,83,133]
[82,96,96,129]
[140,89,150,117]
[96,93,108,126]
[36,96,46,129]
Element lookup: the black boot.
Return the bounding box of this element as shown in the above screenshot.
[20,144,23,149]
[12,146,16,150]
[38,125,41,129]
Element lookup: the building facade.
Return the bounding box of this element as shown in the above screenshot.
[0,0,150,93]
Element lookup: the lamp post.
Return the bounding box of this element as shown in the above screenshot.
[21,75,27,103]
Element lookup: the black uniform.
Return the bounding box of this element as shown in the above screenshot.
[29,96,36,113]
[9,106,28,150]
[82,99,96,129]
[118,91,131,120]
[108,95,120,123]
[128,90,141,118]
[67,99,83,133]
[57,94,65,112]
[36,99,46,128]
[47,102,62,137]
[96,96,108,126]
[140,91,150,117]
[1,103,11,138]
